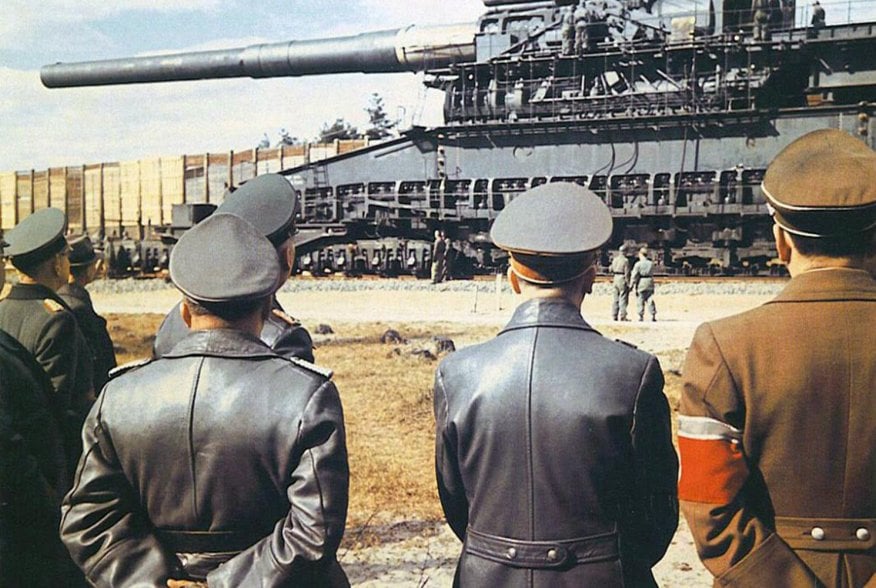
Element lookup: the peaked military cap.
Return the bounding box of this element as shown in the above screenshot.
[491,183,613,284]
[762,129,876,238]
[67,234,100,266]
[170,213,284,304]
[4,208,68,265]
[217,174,298,246]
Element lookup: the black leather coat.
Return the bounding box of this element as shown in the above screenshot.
[61,329,349,587]
[153,297,314,362]
[0,330,74,586]
[434,298,678,587]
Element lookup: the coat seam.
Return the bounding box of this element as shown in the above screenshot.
[187,357,205,522]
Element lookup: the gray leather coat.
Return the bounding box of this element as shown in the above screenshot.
[61,329,349,587]
[434,298,678,587]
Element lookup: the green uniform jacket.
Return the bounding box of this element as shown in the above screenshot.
[58,282,117,392]
[678,268,876,587]
[0,283,94,471]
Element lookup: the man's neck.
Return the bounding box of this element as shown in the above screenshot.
[18,275,61,291]
[788,255,863,277]
[187,314,263,339]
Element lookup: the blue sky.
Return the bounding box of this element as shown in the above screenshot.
[2,0,875,171]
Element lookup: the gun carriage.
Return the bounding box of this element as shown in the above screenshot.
[42,0,876,276]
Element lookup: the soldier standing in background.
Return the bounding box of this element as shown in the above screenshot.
[0,208,94,473]
[610,244,631,320]
[811,0,826,29]
[631,246,657,321]
[0,235,78,586]
[61,213,350,587]
[678,129,876,586]
[153,174,314,362]
[431,229,447,284]
[434,184,677,587]
[58,234,117,391]
[752,0,772,41]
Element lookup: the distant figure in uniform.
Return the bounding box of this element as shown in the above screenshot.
[610,244,631,320]
[678,129,876,587]
[153,174,314,362]
[574,1,591,54]
[0,207,94,473]
[434,183,678,587]
[561,10,575,55]
[811,0,826,31]
[431,229,447,284]
[0,236,77,586]
[61,213,350,587]
[631,246,657,321]
[752,0,771,41]
[58,234,117,391]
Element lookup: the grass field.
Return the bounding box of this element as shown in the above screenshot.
[107,314,686,549]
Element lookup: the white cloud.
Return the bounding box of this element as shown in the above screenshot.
[1,0,221,51]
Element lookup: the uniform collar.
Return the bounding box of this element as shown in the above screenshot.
[500,297,596,334]
[768,267,876,304]
[57,282,89,301]
[164,328,279,359]
[6,282,71,308]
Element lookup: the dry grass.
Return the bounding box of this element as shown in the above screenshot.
[105,314,687,549]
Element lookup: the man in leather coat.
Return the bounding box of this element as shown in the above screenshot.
[153,173,314,362]
[433,183,678,587]
[678,130,876,586]
[61,213,350,587]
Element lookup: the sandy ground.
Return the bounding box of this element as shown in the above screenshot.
[90,279,778,587]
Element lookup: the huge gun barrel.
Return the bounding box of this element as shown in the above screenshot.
[41,23,476,88]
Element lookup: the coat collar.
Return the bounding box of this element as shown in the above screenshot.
[5,283,71,309]
[57,282,90,302]
[499,297,597,334]
[768,267,876,304]
[164,328,279,359]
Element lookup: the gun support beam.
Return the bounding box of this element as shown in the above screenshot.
[41,23,476,88]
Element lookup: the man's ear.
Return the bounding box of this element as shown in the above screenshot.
[581,263,598,295]
[180,300,193,328]
[507,266,521,294]
[773,224,792,264]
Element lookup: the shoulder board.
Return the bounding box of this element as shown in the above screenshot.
[108,358,153,380]
[271,308,302,327]
[288,357,333,379]
[43,298,65,313]
[614,339,639,350]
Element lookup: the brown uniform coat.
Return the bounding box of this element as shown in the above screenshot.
[678,268,876,587]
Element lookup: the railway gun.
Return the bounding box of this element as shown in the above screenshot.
[40,0,876,276]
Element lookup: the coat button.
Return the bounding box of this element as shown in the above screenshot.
[856,528,870,541]
[506,547,517,560]
[546,548,559,562]
[810,527,826,541]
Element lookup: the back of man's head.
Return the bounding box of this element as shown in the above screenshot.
[763,129,876,260]
[170,213,283,324]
